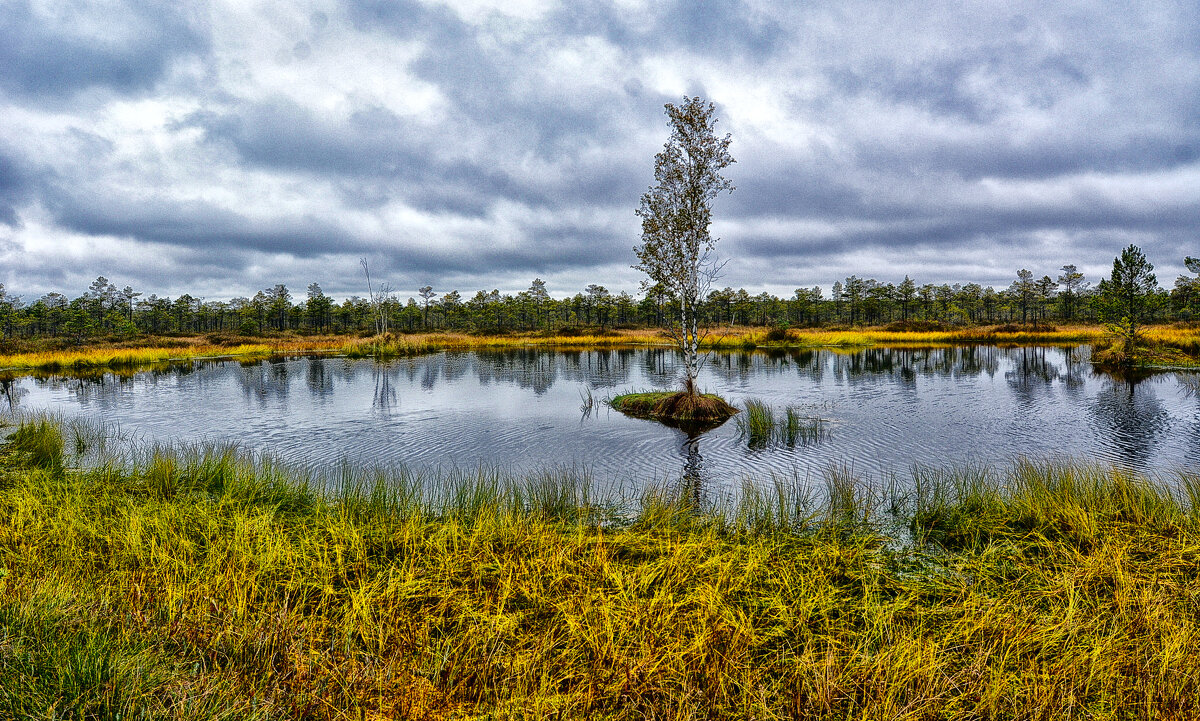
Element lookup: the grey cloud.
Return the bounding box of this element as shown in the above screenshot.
[46,191,371,258]
[655,0,787,61]
[189,98,554,215]
[848,121,1200,182]
[347,0,664,154]
[726,154,867,220]
[0,150,30,226]
[343,0,451,38]
[188,100,426,177]
[828,48,1091,125]
[189,94,646,214]
[735,198,1198,261]
[5,0,1200,298]
[0,1,208,102]
[546,0,787,62]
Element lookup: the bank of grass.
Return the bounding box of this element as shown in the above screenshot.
[5,323,1198,377]
[341,332,444,359]
[0,336,348,373]
[4,417,1200,718]
[1089,326,1200,370]
[709,324,1110,350]
[1139,327,1200,367]
[0,329,670,375]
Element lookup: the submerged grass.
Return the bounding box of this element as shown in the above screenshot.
[5,417,1200,718]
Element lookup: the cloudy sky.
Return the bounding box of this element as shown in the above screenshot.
[2,0,1198,302]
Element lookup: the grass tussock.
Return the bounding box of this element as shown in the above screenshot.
[608,390,739,423]
[4,417,1200,718]
[1092,328,1200,370]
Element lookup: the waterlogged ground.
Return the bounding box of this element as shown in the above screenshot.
[6,346,1200,491]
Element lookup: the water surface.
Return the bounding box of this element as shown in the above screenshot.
[7,346,1199,490]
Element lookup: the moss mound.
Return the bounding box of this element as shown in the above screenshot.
[609,391,739,425]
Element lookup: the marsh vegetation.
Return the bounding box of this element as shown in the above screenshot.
[736,398,830,448]
[3,334,1199,719]
[4,416,1200,719]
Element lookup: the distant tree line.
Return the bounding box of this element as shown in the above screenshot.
[2,249,1198,341]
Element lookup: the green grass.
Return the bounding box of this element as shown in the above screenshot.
[736,398,829,448]
[4,417,1200,719]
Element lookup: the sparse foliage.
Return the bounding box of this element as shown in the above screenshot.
[634,96,735,394]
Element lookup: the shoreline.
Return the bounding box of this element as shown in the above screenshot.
[1,324,1197,375]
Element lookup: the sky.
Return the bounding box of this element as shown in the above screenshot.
[1,0,1198,303]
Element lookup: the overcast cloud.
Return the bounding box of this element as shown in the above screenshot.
[2,0,1198,301]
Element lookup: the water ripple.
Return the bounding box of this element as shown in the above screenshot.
[13,347,1200,486]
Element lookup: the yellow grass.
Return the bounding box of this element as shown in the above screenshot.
[0,331,673,373]
[709,325,1109,349]
[4,325,1196,375]
[1144,326,1200,355]
[0,337,346,372]
[435,328,667,348]
[5,417,1200,719]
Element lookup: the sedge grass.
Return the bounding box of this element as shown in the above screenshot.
[1144,326,1200,355]
[5,419,1200,718]
[737,398,829,448]
[341,332,442,359]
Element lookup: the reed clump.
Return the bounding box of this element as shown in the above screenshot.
[737,398,829,447]
[341,332,442,359]
[4,418,1200,719]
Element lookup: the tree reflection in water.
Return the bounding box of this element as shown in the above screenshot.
[680,428,705,506]
[372,366,397,416]
[1,373,25,411]
[9,346,1199,479]
[1090,373,1171,469]
[1182,373,1200,468]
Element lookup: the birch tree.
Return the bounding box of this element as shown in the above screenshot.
[634,96,734,395]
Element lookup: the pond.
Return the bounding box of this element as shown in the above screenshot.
[5,346,1199,491]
